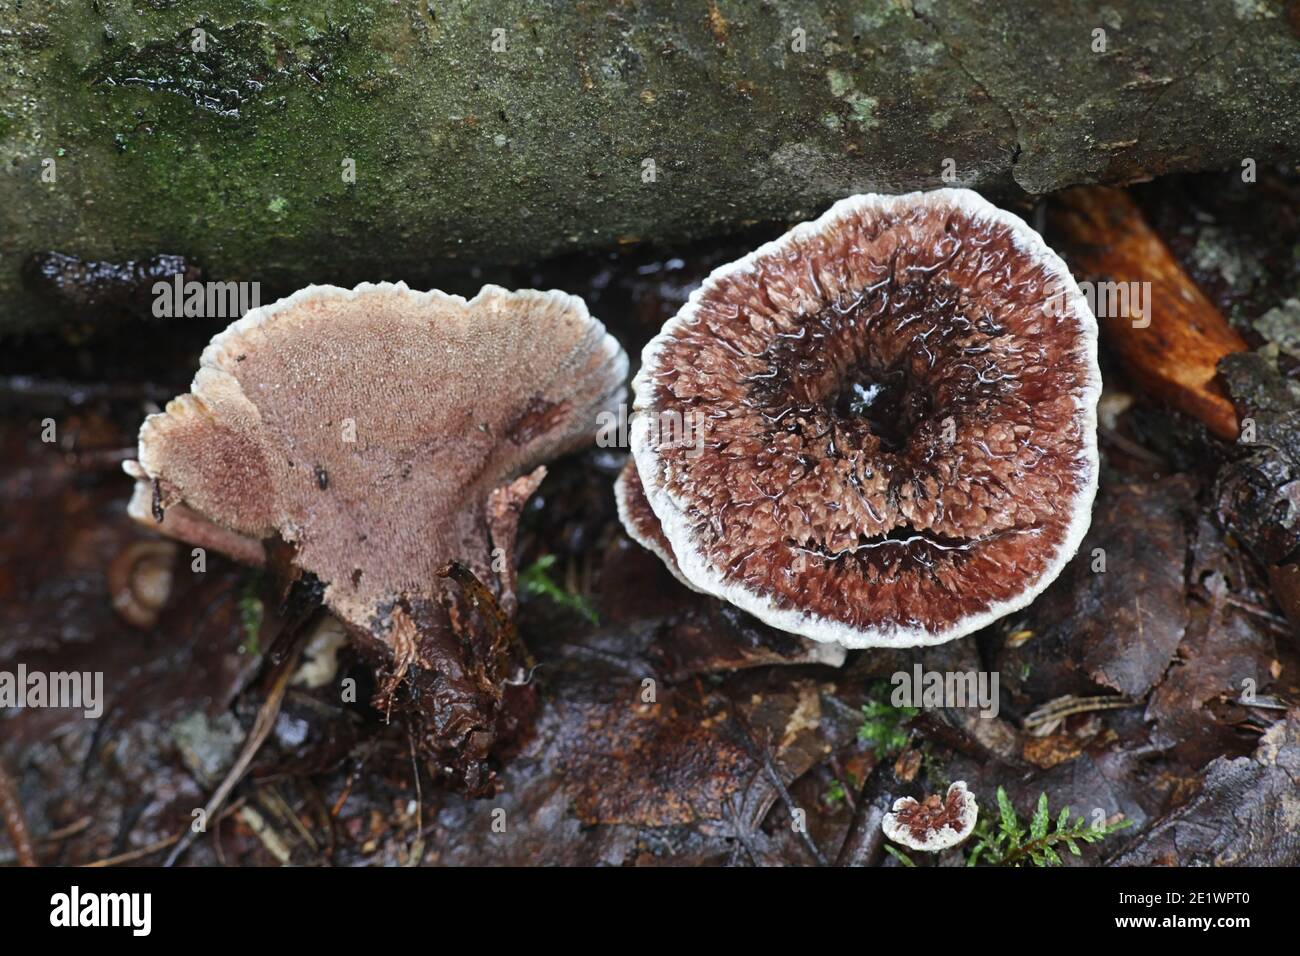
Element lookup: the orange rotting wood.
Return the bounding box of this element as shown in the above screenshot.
[1050,186,1247,441]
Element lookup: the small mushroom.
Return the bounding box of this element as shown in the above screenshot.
[124,282,627,792]
[627,189,1099,647]
[107,540,177,629]
[882,780,979,852]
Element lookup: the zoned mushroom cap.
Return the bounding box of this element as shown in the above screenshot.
[615,456,848,668]
[613,457,702,593]
[882,780,979,852]
[124,282,627,633]
[631,189,1100,648]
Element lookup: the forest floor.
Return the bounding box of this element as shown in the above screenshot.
[2,170,1299,867]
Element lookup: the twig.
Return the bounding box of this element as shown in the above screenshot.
[1023,694,1139,736]
[42,816,93,843]
[258,785,317,854]
[407,727,424,862]
[729,708,829,866]
[0,759,36,867]
[163,633,309,867]
[330,774,356,818]
[0,374,171,404]
[1221,593,1294,635]
[827,755,857,813]
[84,798,247,867]
[304,785,337,862]
[834,761,895,868]
[237,805,292,865]
[724,793,765,866]
[1098,427,1167,467]
[88,835,180,868]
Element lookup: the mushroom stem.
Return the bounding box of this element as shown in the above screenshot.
[357,566,540,796]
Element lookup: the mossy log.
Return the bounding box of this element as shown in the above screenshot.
[2,0,1298,331]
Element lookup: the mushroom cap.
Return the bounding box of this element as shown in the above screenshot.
[613,457,703,592]
[615,455,849,669]
[631,189,1100,648]
[125,282,627,633]
[107,540,177,630]
[882,780,979,852]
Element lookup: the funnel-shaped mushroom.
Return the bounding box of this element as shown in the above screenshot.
[125,282,627,792]
[627,189,1099,648]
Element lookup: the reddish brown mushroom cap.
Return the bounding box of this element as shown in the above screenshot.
[125,282,627,635]
[631,189,1100,648]
[613,457,702,592]
[882,780,979,852]
[615,456,849,669]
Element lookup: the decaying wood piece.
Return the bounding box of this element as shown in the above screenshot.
[1214,352,1300,637]
[1109,711,1300,866]
[0,759,36,867]
[1050,187,1248,441]
[7,2,1300,332]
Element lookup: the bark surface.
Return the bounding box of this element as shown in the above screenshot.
[2,0,1298,330]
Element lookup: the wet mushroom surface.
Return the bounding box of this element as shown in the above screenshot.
[882,780,978,852]
[122,282,628,794]
[631,190,1101,647]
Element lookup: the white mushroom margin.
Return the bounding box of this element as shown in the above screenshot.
[629,188,1101,649]
[882,781,980,852]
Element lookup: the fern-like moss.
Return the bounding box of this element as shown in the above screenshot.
[857,682,918,755]
[519,554,598,624]
[965,787,1132,867]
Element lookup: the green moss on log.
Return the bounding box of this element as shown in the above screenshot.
[2,0,1298,331]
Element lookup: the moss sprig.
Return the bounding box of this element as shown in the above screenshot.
[965,788,1132,867]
